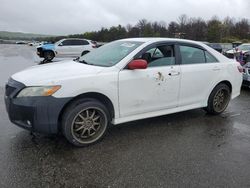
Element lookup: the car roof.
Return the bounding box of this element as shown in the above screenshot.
[119,37,231,63]
[62,38,90,41]
[119,37,205,45]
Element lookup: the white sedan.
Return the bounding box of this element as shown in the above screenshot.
[5,38,243,146]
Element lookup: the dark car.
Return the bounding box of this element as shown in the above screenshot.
[207,43,223,53]
[232,41,242,48]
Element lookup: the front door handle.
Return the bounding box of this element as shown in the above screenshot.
[168,71,180,76]
[213,67,221,71]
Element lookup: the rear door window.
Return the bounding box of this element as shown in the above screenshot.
[61,40,74,46]
[78,40,89,45]
[179,45,218,64]
[205,51,218,63]
[180,46,206,64]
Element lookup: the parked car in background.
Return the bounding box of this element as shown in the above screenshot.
[5,38,242,146]
[232,41,242,48]
[242,62,250,87]
[207,43,223,53]
[224,43,250,64]
[36,38,97,61]
[38,41,50,46]
[16,41,27,45]
[28,41,40,46]
[202,42,222,53]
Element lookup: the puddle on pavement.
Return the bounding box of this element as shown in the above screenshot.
[220,111,241,118]
[233,122,250,136]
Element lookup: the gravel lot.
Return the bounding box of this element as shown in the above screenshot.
[0,44,250,188]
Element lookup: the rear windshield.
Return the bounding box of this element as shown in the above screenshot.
[79,41,144,67]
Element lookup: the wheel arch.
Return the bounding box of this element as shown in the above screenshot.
[215,80,232,93]
[58,92,115,131]
[204,80,232,114]
[206,80,232,105]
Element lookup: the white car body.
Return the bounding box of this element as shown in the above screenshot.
[37,38,96,59]
[12,38,242,125]
[55,39,94,57]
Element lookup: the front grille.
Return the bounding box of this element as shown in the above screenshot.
[5,85,16,97]
[37,47,43,54]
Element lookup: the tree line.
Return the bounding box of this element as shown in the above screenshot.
[39,15,250,43]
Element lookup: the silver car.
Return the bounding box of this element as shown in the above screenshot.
[243,62,250,87]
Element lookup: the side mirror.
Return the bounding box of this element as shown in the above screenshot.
[128,59,147,70]
[58,43,63,46]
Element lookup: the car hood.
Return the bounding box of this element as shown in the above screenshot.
[37,43,55,50]
[11,60,106,86]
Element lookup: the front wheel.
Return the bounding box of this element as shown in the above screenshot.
[62,99,109,147]
[44,51,55,61]
[204,83,231,115]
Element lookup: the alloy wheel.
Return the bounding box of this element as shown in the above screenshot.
[71,107,107,144]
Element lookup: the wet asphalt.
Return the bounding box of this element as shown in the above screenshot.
[0,44,250,188]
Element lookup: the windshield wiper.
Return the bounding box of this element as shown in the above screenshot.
[73,57,80,62]
[78,59,89,64]
[78,59,107,67]
[78,59,95,66]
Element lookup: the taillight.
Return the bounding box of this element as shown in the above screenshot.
[237,65,243,73]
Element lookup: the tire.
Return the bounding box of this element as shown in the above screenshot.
[62,99,110,147]
[81,50,90,56]
[204,83,231,115]
[44,51,55,61]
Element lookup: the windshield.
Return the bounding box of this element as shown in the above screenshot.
[238,44,250,51]
[79,40,144,67]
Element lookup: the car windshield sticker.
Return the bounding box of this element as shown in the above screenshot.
[120,43,136,48]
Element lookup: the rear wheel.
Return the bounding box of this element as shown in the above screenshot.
[44,51,55,61]
[204,83,231,115]
[62,99,109,147]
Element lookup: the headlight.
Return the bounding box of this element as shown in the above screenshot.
[17,85,61,98]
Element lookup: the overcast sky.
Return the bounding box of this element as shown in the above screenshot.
[0,0,250,35]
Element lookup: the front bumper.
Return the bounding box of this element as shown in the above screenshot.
[4,78,71,134]
[242,79,250,87]
[242,68,250,87]
[36,47,44,58]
